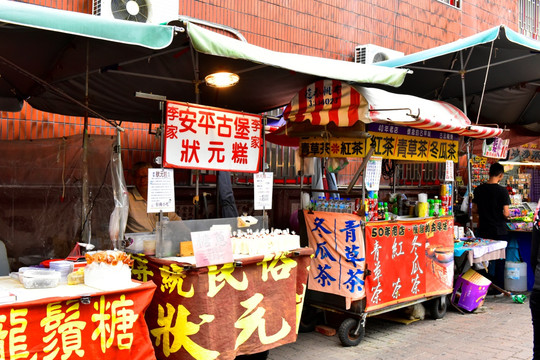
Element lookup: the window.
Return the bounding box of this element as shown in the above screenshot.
[519,0,540,39]
[437,0,461,9]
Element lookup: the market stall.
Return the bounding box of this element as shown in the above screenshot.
[114,98,317,360]
[267,79,503,346]
[0,277,156,360]
[130,248,312,360]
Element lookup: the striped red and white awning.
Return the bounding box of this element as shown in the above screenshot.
[282,80,503,139]
[282,79,369,127]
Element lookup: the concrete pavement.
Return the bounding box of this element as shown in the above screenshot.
[269,294,533,360]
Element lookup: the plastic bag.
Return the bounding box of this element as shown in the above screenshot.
[460,193,469,213]
[327,158,349,173]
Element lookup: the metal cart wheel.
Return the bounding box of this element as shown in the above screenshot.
[337,317,365,347]
[428,295,448,319]
[299,305,320,333]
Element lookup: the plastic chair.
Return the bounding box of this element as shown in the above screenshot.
[0,240,9,276]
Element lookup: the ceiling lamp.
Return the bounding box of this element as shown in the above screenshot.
[205,72,240,88]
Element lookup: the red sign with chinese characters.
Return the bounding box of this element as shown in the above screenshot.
[364,217,454,312]
[164,101,262,173]
[0,281,156,360]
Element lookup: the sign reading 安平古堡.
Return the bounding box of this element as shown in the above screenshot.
[164,101,262,173]
[299,123,459,163]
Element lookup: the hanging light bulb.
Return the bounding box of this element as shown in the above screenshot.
[205,72,240,88]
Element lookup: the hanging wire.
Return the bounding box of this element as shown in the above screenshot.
[381,158,395,183]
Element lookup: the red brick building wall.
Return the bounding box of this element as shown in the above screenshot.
[18,0,519,58]
[1,0,521,162]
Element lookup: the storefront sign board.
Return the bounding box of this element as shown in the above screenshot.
[299,125,459,163]
[164,101,262,173]
[364,217,454,312]
[0,281,157,360]
[303,211,366,306]
[132,250,312,360]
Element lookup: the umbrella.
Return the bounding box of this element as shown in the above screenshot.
[377,25,540,137]
[0,0,408,126]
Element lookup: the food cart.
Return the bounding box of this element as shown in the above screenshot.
[267,79,504,346]
[115,100,315,360]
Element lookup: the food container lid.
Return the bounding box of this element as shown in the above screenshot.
[49,260,74,271]
[22,269,61,279]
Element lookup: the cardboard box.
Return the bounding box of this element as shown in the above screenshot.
[451,269,491,312]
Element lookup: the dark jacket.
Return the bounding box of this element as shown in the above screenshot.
[532,200,540,291]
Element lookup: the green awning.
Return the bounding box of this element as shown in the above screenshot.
[376,25,540,135]
[0,0,408,124]
[187,22,407,87]
[0,0,175,49]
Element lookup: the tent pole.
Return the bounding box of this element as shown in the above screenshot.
[81,39,91,244]
[459,50,473,227]
[475,40,495,125]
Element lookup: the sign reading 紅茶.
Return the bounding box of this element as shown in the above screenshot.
[164,101,262,173]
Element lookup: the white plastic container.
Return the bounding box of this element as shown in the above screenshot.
[49,260,74,284]
[504,261,527,292]
[21,269,61,289]
[124,232,156,254]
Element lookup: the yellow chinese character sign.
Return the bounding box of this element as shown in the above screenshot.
[134,249,313,360]
[299,123,459,163]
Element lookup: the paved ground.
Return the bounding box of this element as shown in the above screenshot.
[268,294,533,360]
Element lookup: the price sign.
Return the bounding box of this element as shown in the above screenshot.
[254,172,273,210]
[147,168,175,213]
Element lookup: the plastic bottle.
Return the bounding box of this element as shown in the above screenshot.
[317,196,324,211]
[339,199,346,213]
[346,198,352,213]
[428,199,434,217]
[363,199,369,220]
[433,196,440,216]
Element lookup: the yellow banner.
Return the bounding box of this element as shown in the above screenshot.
[299,133,459,163]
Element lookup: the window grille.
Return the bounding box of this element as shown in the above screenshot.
[519,0,540,39]
[437,0,461,9]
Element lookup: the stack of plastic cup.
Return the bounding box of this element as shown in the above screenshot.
[49,260,74,284]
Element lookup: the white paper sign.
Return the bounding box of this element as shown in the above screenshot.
[445,160,454,181]
[482,138,510,159]
[147,168,175,213]
[164,101,262,173]
[364,158,382,191]
[254,172,273,210]
[191,230,233,267]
